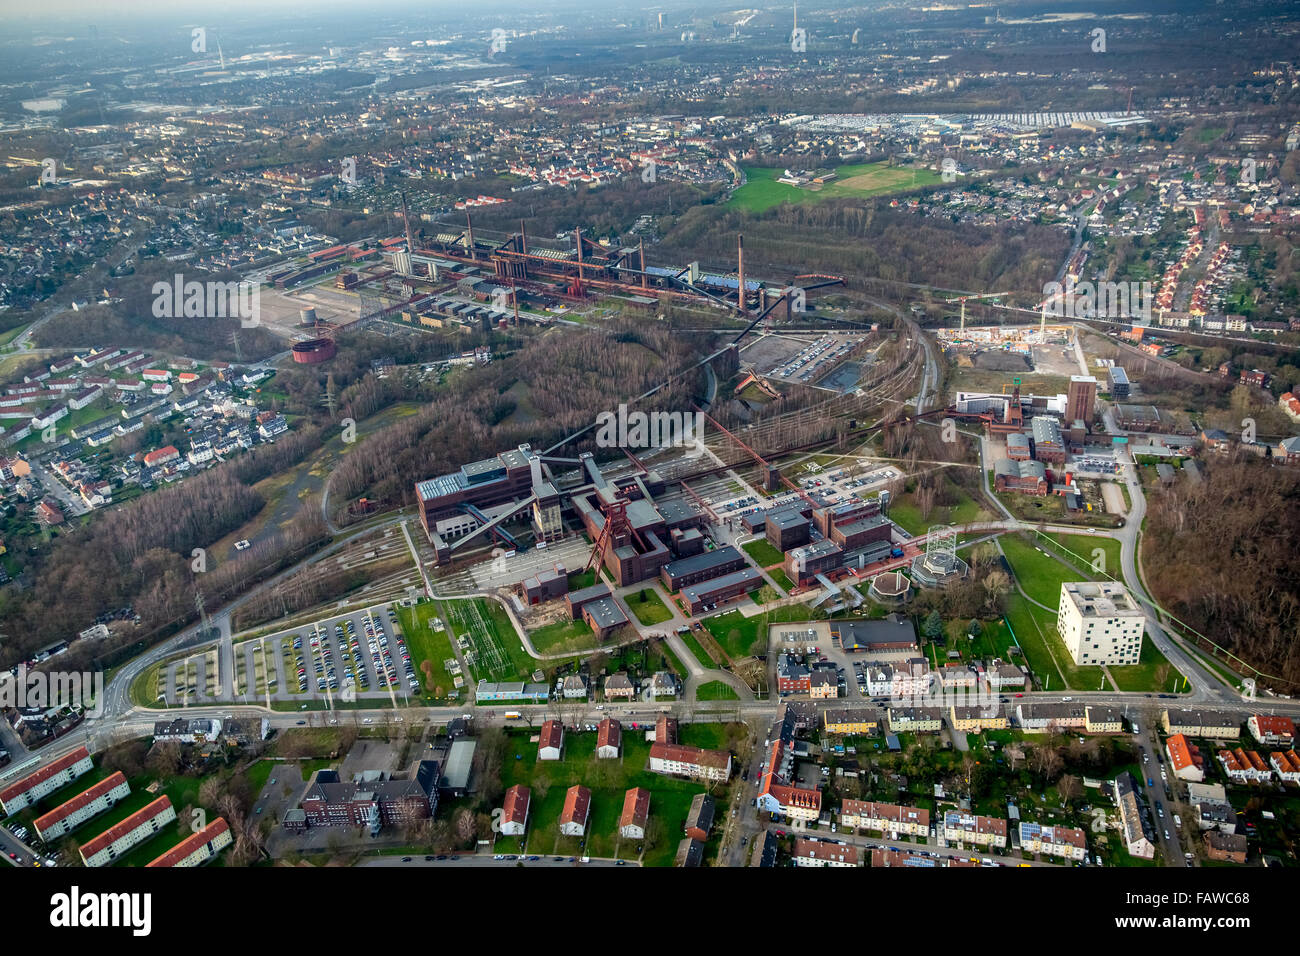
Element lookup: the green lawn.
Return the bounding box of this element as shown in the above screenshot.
[1039,532,1122,581]
[1108,636,1186,694]
[887,492,993,536]
[742,538,786,567]
[696,681,739,701]
[730,162,945,213]
[679,630,717,668]
[703,605,818,661]
[397,602,460,700]
[1003,593,1104,692]
[494,727,736,866]
[626,588,674,626]
[768,569,795,593]
[528,616,600,654]
[999,533,1085,608]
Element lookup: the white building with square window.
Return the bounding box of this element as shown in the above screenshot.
[1057,581,1145,666]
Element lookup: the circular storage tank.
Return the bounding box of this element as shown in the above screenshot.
[291,337,337,364]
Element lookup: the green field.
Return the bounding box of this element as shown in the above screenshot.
[696,681,740,701]
[626,588,674,626]
[1003,593,1104,692]
[741,538,785,567]
[999,533,1086,608]
[703,604,818,660]
[528,616,600,654]
[730,162,945,213]
[494,727,737,866]
[397,602,460,700]
[679,630,717,668]
[1038,532,1122,581]
[886,492,993,536]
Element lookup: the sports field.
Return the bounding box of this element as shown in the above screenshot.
[729,162,945,212]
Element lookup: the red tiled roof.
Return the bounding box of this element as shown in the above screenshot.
[620,787,650,829]
[146,818,229,867]
[502,785,530,825]
[33,772,127,830]
[649,741,730,770]
[560,785,591,825]
[0,746,91,804]
[597,718,621,750]
[538,720,564,752]
[80,796,173,858]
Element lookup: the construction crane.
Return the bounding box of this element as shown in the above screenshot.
[945,292,1011,334]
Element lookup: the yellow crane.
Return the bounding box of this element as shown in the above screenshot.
[945,292,1011,334]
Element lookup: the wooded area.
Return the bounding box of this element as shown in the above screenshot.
[1143,459,1300,686]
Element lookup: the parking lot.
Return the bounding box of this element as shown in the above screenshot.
[221,603,423,709]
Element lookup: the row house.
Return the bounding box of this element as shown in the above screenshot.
[1162,710,1241,739]
[146,818,232,867]
[648,742,731,783]
[822,710,879,735]
[1218,748,1271,784]
[80,796,177,867]
[793,838,860,868]
[888,707,944,733]
[840,799,930,837]
[1269,750,1300,784]
[949,705,1009,733]
[1019,822,1088,861]
[1247,715,1295,748]
[32,772,131,842]
[0,746,93,815]
[942,811,1007,848]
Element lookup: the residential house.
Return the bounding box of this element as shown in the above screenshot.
[1018,822,1088,861]
[949,705,1009,733]
[839,799,929,837]
[560,674,587,699]
[823,710,879,735]
[942,811,1007,849]
[1204,830,1248,864]
[1162,710,1241,739]
[1268,750,1300,784]
[684,793,715,842]
[809,670,837,700]
[1115,772,1155,859]
[887,707,943,733]
[603,673,635,701]
[538,720,564,761]
[596,718,622,759]
[675,838,704,867]
[1166,734,1206,782]
[1247,715,1295,747]
[793,838,860,867]
[499,784,529,836]
[619,787,650,839]
[558,785,591,837]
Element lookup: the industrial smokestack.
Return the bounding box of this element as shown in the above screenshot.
[575,228,583,283]
[737,233,745,309]
[639,238,646,289]
[466,212,475,259]
[519,219,528,256]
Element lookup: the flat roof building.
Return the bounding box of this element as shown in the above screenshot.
[1057,581,1144,666]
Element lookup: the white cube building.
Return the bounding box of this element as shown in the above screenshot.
[1057,581,1145,666]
